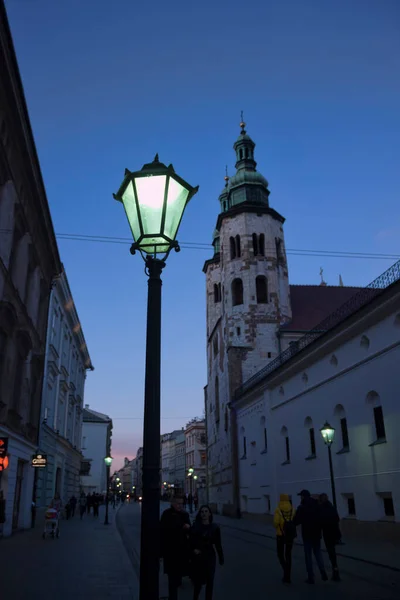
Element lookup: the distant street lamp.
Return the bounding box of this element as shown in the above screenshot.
[320,422,337,508]
[104,456,113,525]
[114,155,198,600]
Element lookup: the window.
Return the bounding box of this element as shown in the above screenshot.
[347,496,356,516]
[267,352,272,358]
[309,428,316,456]
[256,276,268,303]
[240,427,246,458]
[232,278,243,306]
[285,437,290,462]
[252,233,258,255]
[214,284,219,303]
[260,416,267,452]
[224,407,229,432]
[383,496,395,517]
[259,234,265,256]
[360,335,370,349]
[340,418,349,449]
[215,376,220,423]
[236,327,241,336]
[213,335,218,357]
[243,436,247,458]
[374,406,386,440]
[230,237,236,259]
[235,235,241,258]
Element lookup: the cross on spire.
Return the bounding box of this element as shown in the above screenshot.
[240,110,246,133]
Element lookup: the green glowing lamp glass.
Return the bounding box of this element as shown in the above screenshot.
[320,422,335,446]
[104,456,113,467]
[114,154,199,259]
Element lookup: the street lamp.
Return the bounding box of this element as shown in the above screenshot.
[320,422,337,509]
[104,456,113,525]
[114,155,198,600]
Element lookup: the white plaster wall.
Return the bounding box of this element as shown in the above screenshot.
[80,422,108,492]
[236,305,400,521]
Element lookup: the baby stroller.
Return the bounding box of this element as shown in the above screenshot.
[43,507,60,539]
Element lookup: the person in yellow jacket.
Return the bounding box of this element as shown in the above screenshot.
[273,494,296,584]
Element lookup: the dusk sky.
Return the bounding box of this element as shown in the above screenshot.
[5,0,400,470]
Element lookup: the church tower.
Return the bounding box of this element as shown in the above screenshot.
[203,119,291,513]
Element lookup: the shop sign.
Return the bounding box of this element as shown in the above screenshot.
[0,455,9,471]
[0,437,8,458]
[31,453,47,468]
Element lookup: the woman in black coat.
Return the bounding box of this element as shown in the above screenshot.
[190,505,224,600]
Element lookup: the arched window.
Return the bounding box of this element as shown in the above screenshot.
[224,406,229,432]
[330,354,338,367]
[235,235,241,258]
[304,417,316,457]
[232,278,243,306]
[230,237,236,260]
[259,234,265,256]
[245,148,249,159]
[334,404,350,450]
[240,426,247,458]
[256,276,268,303]
[281,426,290,463]
[239,149,243,160]
[360,335,370,349]
[366,391,386,442]
[215,376,220,424]
[214,283,219,303]
[261,416,267,452]
[252,233,258,256]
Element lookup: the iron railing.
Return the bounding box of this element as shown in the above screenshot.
[235,258,400,398]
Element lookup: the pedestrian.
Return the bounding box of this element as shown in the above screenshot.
[79,492,86,519]
[69,495,77,517]
[188,493,193,514]
[273,494,296,584]
[190,505,224,600]
[293,490,328,584]
[86,492,92,514]
[160,495,191,600]
[319,493,341,581]
[93,493,99,517]
[50,491,62,514]
[65,500,71,520]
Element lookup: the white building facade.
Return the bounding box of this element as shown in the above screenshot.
[80,406,112,494]
[35,269,93,508]
[234,262,400,522]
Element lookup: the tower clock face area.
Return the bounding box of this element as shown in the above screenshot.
[203,121,291,508]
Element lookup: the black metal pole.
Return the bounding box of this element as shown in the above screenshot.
[327,445,337,509]
[140,257,165,600]
[104,465,110,525]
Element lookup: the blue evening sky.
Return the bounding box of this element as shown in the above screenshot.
[5,0,400,469]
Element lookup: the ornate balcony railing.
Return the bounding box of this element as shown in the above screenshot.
[235,259,400,399]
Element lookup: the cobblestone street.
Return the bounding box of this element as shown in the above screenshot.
[0,505,137,600]
[117,502,400,600]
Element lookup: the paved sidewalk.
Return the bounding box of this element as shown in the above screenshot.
[212,512,400,571]
[0,504,138,600]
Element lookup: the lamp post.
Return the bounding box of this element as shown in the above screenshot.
[104,456,113,525]
[320,422,337,509]
[188,467,194,495]
[114,155,198,600]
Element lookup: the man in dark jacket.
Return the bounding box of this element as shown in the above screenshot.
[319,493,341,581]
[293,490,328,584]
[160,496,191,600]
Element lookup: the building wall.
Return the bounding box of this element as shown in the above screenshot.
[0,3,61,537]
[80,421,110,493]
[185,419,206,495]
[236,285,400,522]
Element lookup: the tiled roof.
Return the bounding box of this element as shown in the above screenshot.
[83,407,111,423]
[281,285,367,332]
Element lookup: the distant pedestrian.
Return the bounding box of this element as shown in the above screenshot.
[86,493,92,514]
[79,492,87,520]
[190,505,224,600]
[294,490,328,584]
[319,493,341,581]
[160,495,191,600]
[273,494,296,584]
[69,495,77,517]
[93,493,99,517]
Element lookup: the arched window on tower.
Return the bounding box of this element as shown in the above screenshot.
[214,284,219,303]
[235,235,241,258]
[245,148,249,159]
[252,233,258,256]
[256,276,268,304]
[230,237,236,260]
[259,234,265,256]
[215,376,220,424]
[239,149,243,160]
[232,278,243,306]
